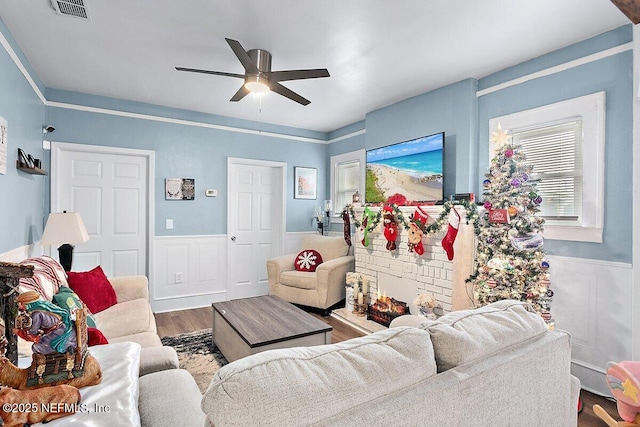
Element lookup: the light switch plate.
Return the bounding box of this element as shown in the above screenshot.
[205,189,217,197]
[166,219,174,229]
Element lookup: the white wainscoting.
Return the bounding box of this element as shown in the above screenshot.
[549,254,633,396]
[152,232,316,313]
[0,245,36,263]
[152,235,229,313]
[283,231,317,255]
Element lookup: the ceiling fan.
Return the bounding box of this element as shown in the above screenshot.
[176,38,330,106]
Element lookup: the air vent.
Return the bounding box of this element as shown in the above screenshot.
[50,0,90,20]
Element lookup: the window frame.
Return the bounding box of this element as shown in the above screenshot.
[489,91,605,242]
[329,149,365,224]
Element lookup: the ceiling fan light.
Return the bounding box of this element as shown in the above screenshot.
[244,75,270,93]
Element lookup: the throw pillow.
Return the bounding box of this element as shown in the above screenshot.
[18,256,68,301]
[87,327,109,346]
[67,266,117,314]
[294,249,323,272]
[52,285,97,328]
[418,299,548,372]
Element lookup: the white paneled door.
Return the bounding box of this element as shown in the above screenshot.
[227,158,285,300]
[51,143,153,277]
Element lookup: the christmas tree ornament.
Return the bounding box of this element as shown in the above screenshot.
[541,261,550,269]
[441,208,461,261]
[505,149,514,158]
[490,123,510,146]
[483,201,493,210]
[483,179,491,187]
[508,206,518,217]
[511,178,521,187]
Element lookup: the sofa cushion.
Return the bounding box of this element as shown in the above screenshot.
[202,327,436,426]
[279,270,317,290]
[139,369,207,427]
[93,298,157,339]
[418,299,548,372]
[18,256,67,301]
[67,265,118,314]
[301,235,348,262]
[294,249,323,272]
[108,331,163,348]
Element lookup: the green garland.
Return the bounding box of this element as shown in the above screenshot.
[344,200,479,235]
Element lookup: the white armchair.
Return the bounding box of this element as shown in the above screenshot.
[267,235,354,314]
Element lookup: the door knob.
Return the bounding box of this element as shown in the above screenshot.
[231,236,236,242]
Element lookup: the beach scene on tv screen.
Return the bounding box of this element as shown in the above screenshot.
[366,133,443,204]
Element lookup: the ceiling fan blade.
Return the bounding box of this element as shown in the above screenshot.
[230,85,250,102]
[270,82,311,106]
[267,69,330,82]
[225,38,259,74]
[175,67,245,79]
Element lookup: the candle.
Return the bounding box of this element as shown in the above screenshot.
[353,283,359,297]
[358,292,364,304]
[362,277,368,295]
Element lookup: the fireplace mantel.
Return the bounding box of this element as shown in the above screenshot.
[349,204,476,314]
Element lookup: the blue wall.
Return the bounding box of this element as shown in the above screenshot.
[365,78,479,198]
[0,18,47,254]
[0,17,633,265]
[44,93,330,236]
[478,25,633,262]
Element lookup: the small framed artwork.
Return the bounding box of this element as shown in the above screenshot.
[294,167,317,199]
[165,178,195,200]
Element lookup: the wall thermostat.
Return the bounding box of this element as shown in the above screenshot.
[205,189,217,197]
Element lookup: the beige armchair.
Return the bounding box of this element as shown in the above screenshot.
[267,235,354,314]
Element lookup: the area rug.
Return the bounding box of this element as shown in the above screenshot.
[160,328,228,393]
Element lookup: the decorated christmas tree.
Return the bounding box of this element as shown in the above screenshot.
[469,125,553,325]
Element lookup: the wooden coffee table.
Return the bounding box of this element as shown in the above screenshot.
[212,295,332,362]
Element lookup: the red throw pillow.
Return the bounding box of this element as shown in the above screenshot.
[87,327,109,346]
[294,249,323,272]
[67,266,117,314]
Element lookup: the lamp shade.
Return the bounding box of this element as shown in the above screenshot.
[40,212,89,246]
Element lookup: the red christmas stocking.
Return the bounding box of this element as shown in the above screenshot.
[442,208,460,261]
[408,207,428,255]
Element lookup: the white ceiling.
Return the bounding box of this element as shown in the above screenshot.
[0,0,630,133]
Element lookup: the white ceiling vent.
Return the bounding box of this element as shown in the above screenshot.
[50,0,90,20]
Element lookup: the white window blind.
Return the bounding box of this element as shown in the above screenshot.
[335,160,360,211]
[513,121,583,222]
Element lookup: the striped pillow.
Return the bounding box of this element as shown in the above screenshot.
[18,256,67,301]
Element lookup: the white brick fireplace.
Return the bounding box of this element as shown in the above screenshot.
[352,205,477,315]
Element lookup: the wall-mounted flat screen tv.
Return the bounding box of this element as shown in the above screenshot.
[365,132,444,205]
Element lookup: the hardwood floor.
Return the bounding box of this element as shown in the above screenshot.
[155,306,618,427]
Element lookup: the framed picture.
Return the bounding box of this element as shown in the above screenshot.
[165,178,195,200]
[294,167,317,199]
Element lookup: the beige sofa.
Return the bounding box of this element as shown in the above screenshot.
[18,273,206,427]
[267,235,354,313]
[202,300,580,426]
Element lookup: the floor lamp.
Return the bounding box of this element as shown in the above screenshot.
[40,212,89,272]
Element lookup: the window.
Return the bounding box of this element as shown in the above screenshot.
[489,92,605,242]
[330,150,365,222]
[513,121,582,222]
